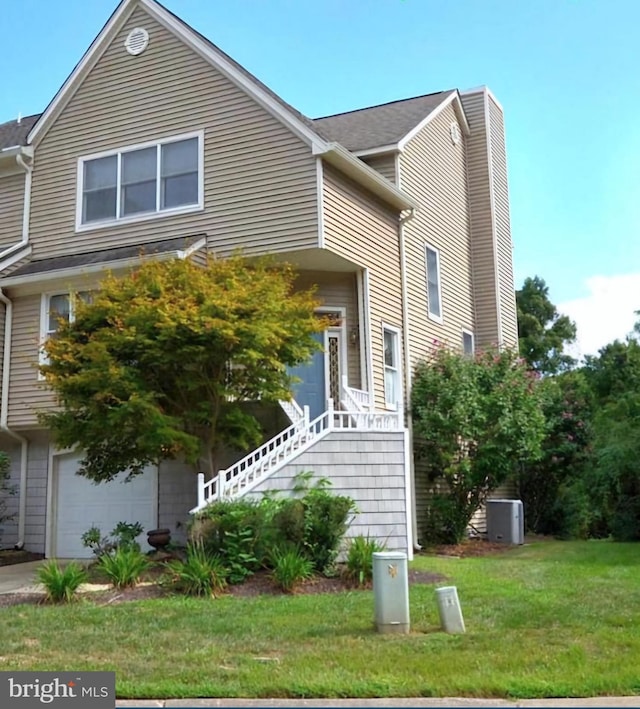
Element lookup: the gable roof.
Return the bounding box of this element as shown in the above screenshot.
[313,91,456,153]
[0,115,40,151]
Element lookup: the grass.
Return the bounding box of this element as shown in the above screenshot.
[2,540,640,699]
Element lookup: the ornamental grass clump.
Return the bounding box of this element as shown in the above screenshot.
[37,560,87,603]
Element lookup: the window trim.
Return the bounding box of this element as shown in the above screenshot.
[382,323,402,411]
[462,328,475,357]
[39,291,89,376]
[75,130,205,232]
[425,244,443,324]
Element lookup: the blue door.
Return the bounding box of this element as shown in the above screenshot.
[288,332,326,420]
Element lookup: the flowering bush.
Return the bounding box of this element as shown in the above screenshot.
[412,347,546,544]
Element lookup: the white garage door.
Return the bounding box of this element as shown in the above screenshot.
[54,454,157,558]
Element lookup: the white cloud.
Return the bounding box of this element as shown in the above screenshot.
[558,273,640,360]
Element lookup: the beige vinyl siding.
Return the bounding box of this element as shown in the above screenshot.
[8,294,54,429]
[322,165,403,409]
[0,173,25,251]
[488,96,519,349]
[361,154,397,184]
[459,91,500,349]
[0,305,5,407]
[29,7,318,260]
[399,102,475,370]
[295,271,360,389]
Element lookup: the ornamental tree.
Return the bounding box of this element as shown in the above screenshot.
[39,256,325,483]
[411,347,546,544]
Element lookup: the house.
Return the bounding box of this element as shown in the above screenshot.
[0,0,518,560]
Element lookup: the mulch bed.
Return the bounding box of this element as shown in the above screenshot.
[425,537,522,558]
[0,564,446,608]
[0,550,45,567]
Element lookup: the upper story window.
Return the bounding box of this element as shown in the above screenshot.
[77,132,203,230]
[383,325,401,409]
[462,330,475,357]
[426,244,442,322]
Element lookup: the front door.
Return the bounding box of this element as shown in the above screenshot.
[288,332,326,420]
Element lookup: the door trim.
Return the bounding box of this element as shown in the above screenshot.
[316,306,347,408]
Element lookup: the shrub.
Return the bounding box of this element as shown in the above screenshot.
[270,547,313,593]
[98,547,151,589]
[422,494,471,546]
[164,543,228,597]
[296,479,355,573]
[81,521,144,558]
[345,534,385,586]
[412,347,546,544]
[38,561,87,603]
[190,499,271,575]
[0,451,16,546]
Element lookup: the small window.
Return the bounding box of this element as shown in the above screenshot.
[383,327,400,408]
[79,133,202,228]
[44,292,91,337]
[462,330,475,357]
[426,245,442,321]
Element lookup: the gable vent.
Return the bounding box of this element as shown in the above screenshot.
[124,28,149,56]
[450,122,461,146]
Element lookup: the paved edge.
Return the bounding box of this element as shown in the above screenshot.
[115,697,640,708]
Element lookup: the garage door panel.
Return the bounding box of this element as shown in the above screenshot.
[54,454,157,558]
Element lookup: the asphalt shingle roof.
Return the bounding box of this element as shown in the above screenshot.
[312,91,456,152]
[5,235,206,279]
[0,114,40,151]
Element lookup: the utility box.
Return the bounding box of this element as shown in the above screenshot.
[486,499,524,544]
[372,551,410,634]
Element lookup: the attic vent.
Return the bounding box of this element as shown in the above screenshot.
[124,27,149,56]
[450,122,461,145]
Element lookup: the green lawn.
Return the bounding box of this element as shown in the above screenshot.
[1,540,640,699]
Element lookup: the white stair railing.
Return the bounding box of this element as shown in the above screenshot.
[340,375,370,412]
[279,398,305,423]
[192,397,401,513]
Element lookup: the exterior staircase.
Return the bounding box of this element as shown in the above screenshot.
[190,381,400,513]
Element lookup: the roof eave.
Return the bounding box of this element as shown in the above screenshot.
[314,142,418,212]
[352,144,401,158]
[0,236,207,290]
[397,91,470,152]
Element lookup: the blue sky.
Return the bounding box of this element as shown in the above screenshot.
[2,0,639,354]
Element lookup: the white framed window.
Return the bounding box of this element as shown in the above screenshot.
[76,131,204,230]
[426,244,443,323]
[40,291,91,370]
[382,325,401,409]
[462,329,475,357]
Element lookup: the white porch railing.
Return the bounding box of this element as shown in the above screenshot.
[340,375,371,412]
[278,398,305,423]
[191,397,401,513]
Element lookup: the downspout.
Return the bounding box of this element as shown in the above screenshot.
[398,208,421,552]
[0,289,28,550]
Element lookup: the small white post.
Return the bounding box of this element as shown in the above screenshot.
[197,472,205,509]
[303,404,310,425]
[435,586,466,634]
[217,471,225,499]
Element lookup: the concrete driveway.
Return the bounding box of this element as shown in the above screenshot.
[0,560,44,594]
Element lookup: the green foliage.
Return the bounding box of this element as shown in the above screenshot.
[516,276,577,375]
[345,534,385,586]
[37,561,87,603]
[39,256,325,483]
[517,371,594,535]
[412,347,546,544]
[97,547,151,589]
[583,337,640,405]
[164,542,228,597]
[191,474,354,578]
[299,483,355,573]
[190,498,271,579]
[586,392,640,540]
[0,451,16,546]
[270,546,314,593]
[81,521,144,557]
